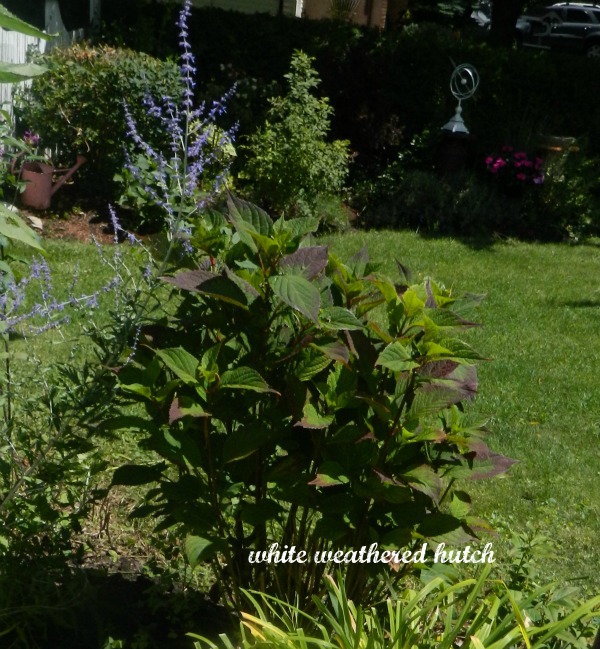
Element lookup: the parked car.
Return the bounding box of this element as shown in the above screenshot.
[515,2,600,58]
[470,0,491,29]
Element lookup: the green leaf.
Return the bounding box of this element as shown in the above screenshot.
[0,203,44,252]
[155,348,199,384]
[220,366,275,393]
[0,62,47,83]
[269,274,320,322]
[227,195,272,252]
[111,463,165,486]
[228,195,273,237]
[274,216,319,240]
[319,306,364,331]
[185,535,226,568]
[223,426,272,463]
[295,403,333,429]
[377,341,419,372]
[418,514,474,544]
[449,491,472,519]
[402,464,443,505]
[308,461,349,487]
[296,350,332,381]
[0,5,52,40]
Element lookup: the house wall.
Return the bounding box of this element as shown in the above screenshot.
[303,0,388,27]
[183,0,301,16]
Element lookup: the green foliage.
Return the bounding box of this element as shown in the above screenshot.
[111,194,512,609]
[192,568,600,649]
[243,52,349,219]
[14,44,183,199]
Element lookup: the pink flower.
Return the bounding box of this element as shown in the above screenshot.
[513,151,527,160]
[485,156,494,165]
[516,173,526,181]
[23,130,40,146]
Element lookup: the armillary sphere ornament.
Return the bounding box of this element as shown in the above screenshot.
[443,63,479,134]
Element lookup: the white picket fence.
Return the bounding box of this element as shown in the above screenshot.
[0,0,90,116]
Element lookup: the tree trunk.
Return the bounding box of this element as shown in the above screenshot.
[489,0,525,45]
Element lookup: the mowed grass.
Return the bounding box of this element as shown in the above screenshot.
[327,230,600,592]
[12,232,600,592]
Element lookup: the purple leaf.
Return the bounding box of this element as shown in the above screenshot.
[280,246,328,280]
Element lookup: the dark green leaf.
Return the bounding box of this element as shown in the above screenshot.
[223,426,273,463]
[240,500,283,525]
[185,535,227,567]
[401,465,443,505]
[308,461,349,487]
[296,350,332,381]
[155,348,198,384]
[269,274,320,322]
[220,366,275,393]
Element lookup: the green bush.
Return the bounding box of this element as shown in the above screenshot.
[242,51,350,219]
[14,44,183,200]
[110,194,513,610]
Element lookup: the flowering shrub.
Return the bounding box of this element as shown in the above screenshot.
[485,146,544,189]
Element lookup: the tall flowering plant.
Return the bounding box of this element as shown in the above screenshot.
[122,0,236,236]
[485,146,544,194]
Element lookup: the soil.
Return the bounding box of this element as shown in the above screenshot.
[22,205,119,246]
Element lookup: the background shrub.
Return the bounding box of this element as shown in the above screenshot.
[15,44,183,202]
[242,51,349,219]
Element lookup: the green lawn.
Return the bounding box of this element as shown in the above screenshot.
[327,230,600,592]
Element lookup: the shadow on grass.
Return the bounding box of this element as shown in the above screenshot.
[0,562,233,649]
